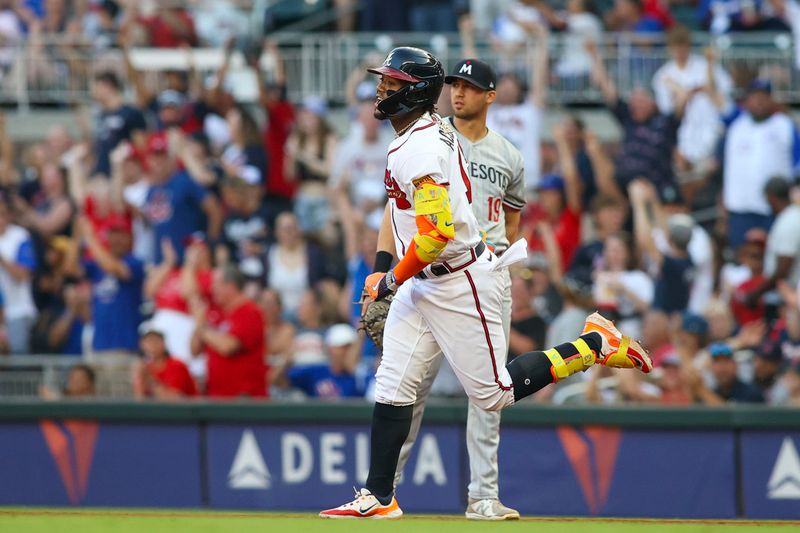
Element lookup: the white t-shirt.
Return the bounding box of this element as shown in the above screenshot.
[330,127,393,210]
[653,54,733,163]
[765,204,800,286]
[0,225,37,320]
[593,270,654,319]
[384,113,481,263]
[487,101,542,189]
[124,180,155,265]
[492,2,542,45]
[0,11,21,67]
[555,12,604,77]
[781,0,800,70]
[723,111,799,215]
[720,262,753,302]
[267,247,308,317]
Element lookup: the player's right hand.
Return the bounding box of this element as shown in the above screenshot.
[365,271,397,302]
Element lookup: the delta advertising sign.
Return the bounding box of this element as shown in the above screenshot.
[741,432,800,519]
[205,424,462,512]
[0,418,793,519]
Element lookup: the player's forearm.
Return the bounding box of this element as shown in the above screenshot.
[375,203,396,271]
[503,208,520,243]
[197,327,241,356]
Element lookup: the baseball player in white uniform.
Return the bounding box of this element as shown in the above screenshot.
[393,58,524,521]
[319,47,652,520]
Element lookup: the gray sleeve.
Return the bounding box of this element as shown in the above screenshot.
[503,150,526,210]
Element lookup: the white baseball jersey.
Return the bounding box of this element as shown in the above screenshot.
[384,112,481,262]
[375,111,518,412]
[447,116,525,253]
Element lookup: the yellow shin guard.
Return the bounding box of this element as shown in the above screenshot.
[543,338,597,383]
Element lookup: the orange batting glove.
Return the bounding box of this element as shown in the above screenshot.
[365,271,398,301]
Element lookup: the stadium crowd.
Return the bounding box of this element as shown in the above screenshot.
[0,0,799,407]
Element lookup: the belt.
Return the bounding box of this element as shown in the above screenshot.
[415,241,486,279]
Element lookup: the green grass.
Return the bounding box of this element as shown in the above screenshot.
[0,508,798,533]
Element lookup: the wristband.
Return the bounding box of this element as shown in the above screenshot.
[374,250,393,273]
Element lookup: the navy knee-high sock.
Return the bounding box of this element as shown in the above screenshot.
[365,402,414,505]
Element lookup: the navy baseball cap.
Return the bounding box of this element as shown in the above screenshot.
[747,79,772,95]
[757,339,785,363]
[445,59,497,91]
[537,174,565,192]
[681,312,709,336]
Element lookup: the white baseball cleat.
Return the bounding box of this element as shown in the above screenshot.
[465,498,520,521]
[319,488,403,519]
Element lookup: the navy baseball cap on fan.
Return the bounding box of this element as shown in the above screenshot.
[445,59,497,91]
[747,79,772,95]
[681,312,708,337]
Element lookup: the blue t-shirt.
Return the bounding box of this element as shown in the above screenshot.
[288,364,360,399]
[348,255,379,361]
[633,16,664,33]
[93,105,147,176]
[62,319,85,356]
[85,255,145,352]
[144,170,209,263]
[653,255,695,314]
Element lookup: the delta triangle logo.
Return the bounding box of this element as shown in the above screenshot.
[557,426,621,515]
[767,437,800,499]
[228,429,271,489]
[40,420,99,505]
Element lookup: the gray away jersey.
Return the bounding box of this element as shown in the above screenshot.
[448,116,525,252]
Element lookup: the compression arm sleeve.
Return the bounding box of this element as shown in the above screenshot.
[392,181,455,284]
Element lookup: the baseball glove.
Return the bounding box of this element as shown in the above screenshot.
[360,292,393,350]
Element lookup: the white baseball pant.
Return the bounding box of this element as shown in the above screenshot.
[394,268,511,500]
[374,247,515,412]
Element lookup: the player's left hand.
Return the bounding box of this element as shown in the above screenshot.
[365,271,397,301]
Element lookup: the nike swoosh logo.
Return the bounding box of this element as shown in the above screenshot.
[444,221,453,227]
[359,502,379,514]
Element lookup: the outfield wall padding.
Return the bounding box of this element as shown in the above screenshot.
[0,401,798,519]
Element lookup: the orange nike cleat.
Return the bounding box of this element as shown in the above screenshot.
[582,312,652,373]
[319,488,403,519]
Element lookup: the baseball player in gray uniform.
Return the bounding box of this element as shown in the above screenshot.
[394,58,525,521]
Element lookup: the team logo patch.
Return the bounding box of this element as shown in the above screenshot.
[385,169,411,209]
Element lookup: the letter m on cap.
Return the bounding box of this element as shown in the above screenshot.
[459,63,472,75]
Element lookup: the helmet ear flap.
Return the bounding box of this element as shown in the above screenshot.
[376,84,412,118]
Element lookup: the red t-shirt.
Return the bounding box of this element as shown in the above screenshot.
[154,269,213,314]
[524,205,582,269]
[148,357,197,396]
[731,275,766,325]
[263,100,296,199]
[205,300,268,398]
[643,0,674,29]
[138,11,197,48]
[83,196,133,251]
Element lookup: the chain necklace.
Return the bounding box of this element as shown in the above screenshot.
[394,120,416,138]
[394,113,428,138]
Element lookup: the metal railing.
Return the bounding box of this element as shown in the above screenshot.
[0,355,131,399]
[0,31,798,110]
